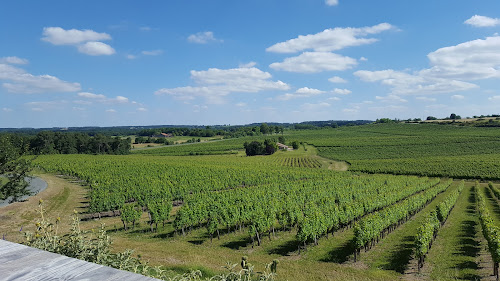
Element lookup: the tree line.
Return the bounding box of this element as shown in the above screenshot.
[0,131,131,156]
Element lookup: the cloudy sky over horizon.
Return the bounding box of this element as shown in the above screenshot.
[1,1,500,127]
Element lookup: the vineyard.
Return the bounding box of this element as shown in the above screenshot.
[10,123,500,280]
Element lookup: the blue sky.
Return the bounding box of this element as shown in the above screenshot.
[1,0,500,127]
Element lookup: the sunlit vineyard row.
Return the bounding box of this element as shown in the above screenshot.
[33,154,337,213]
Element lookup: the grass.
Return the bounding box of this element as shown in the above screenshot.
[359,180,461,274]
[420,184,484,280]
[1,173,399,281]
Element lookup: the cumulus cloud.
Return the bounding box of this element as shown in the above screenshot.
[328,76,347,83]
[42,27,111,45]
[106,109,116,113]
[77,42,115,56]
[464,15,500,27]
[356,35,500,96]
[325,0,338,6]
[354,69,478,95]
[155,67,289,104]
[270,52,357,73]
[276,87,326,100]
[422,36,500,81]
[266,23,394,53]
[0,56,29,65]
[0,63,81,94]
[77,92,129,104]
[41,27,115,56]
[332,88,351,95]
[187,31,222,44]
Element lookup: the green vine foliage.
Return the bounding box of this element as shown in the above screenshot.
[23,200,279,281]
[476,183,500,279]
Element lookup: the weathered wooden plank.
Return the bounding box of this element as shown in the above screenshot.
[0,240,159,281]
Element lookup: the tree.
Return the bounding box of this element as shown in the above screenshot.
[260,123,270,135]
[426,116,437,120]
[0,135,32,203]
[244,141,265,156]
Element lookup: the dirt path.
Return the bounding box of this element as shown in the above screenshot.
[0,173,86,243]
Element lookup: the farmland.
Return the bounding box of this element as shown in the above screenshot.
[3,122,500,280]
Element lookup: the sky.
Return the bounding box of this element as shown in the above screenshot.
[1,0,500,128]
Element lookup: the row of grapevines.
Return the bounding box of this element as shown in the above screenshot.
[275,156,322,168]
[489,182,500,200]
[414,180,465,270]
[353,179,453,259]
[476,183,500,279]
[33,154,329,213]
[174,174,439,247]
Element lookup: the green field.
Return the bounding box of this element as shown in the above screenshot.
[15,123,500,280]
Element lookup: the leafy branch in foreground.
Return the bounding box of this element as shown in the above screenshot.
[23,200,279,281]
[0,135,33,203]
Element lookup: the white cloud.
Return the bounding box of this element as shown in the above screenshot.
[360,57,368,61]
[235,102,247,107]
[422,36,500,81]
[2,108,13,112]
[0,63,81,94]
[137,107,148,112]
[77,92,129,104]
[464,15,500,27]
[266,23,394,53]
[239,61,257,68]
[327,97,341,101]
[42,27,115,56]
[332,88,352,95]
[488,95,500,101]
[187,31,222,44]
[325,0,338,6]
[78,92,106,99]
[126,54,137,60]
[42,27,111,45]
[416,96,437,102]
[113,96,129,103]
[328,76,347,83]
[355,35,500,96]
[142,50,163,56]
[451,94,465,100]
[155,67,289,104]
[106,109,116,113]
[375,95,408,103]
[77,41,115,56]
[354,69,478,95]
[276,87,326,100]
[270,52,357,73]
[0,56,29,65]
